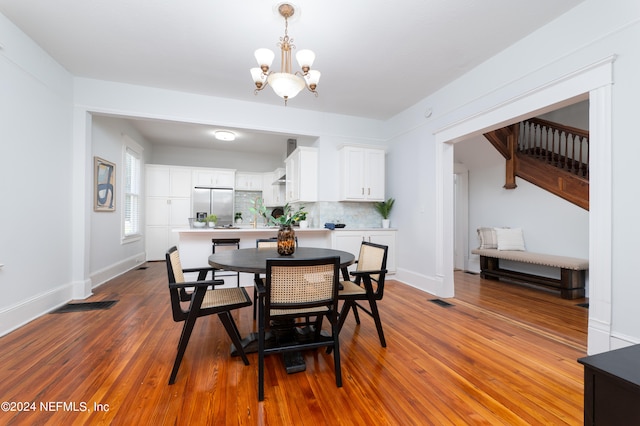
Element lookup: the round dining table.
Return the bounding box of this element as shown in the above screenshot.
[207,246,355,274]
[208,246,355,374]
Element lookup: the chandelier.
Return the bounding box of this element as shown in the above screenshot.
[250,3,320,105]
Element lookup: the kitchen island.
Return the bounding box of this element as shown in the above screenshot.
[173,227,332,286]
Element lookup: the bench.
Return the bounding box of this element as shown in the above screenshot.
[471,248,588,299]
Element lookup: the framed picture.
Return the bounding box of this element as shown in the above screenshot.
[94,157,116,211]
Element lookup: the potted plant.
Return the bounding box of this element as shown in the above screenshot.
[205,214,217,228]
[251,199,306,255]
[374,198,395,228]
[249,197,269,227]
[272,203,306,255]
[234,212,243,224]
[297,210,308,229]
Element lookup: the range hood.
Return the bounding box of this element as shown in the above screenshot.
[273,138,296,185]
[273,173,286,185]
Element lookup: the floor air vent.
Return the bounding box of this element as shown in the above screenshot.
[576,302,589,309]
[429,299,454,308]
[52,301,118,313]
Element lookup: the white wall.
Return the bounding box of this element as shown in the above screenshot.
[150,144,285,171]
[72,79,388,204]
[467,165,589,269]
[386,0,640,351]
[457,102,590,274]
[0,13,75,334]
[90,116,151,286]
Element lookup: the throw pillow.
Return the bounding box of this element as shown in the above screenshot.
[477,227,498,249]
[495,228,526,251]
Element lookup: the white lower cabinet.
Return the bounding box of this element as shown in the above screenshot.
[145,197,191,260]
[331,229,396,274]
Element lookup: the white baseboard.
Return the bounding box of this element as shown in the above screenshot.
[0,283,73,337]
[90,252,147,290]
[0,252,146,337]
[393,267,443,297]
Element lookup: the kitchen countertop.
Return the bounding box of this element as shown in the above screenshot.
[173,227,397,233]
[173,227,330,233]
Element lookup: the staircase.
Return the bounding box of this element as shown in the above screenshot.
[483,118,589,210]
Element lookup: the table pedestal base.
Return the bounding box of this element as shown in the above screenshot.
[231,327,319,374]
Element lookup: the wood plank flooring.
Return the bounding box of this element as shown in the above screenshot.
[0,264,587,425]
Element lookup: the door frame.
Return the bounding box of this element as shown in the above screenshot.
[434,56,614,355]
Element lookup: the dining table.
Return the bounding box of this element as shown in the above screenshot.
[208,246,355,373]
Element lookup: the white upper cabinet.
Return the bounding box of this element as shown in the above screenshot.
[235,172,264,191]
[285,147,318,202]
[262,168,285,207]
[339,146,385,201]
[192,168,235,188]
[146,165,192,198]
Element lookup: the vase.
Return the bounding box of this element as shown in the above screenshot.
[277,225,296,255]
[382,219,390,228]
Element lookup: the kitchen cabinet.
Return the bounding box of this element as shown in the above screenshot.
[145,165,193,261]
[146,165,192,197]
[262,168,286,207]
[235,172,264,191]
[192,168,235,188]
[285,146,317,202]
[331,229,396,273]
[339,146,385,201]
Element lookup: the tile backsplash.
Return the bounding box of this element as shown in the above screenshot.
[234,191,383,228]
[303,201,382,229]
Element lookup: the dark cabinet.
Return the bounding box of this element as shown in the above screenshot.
[578,344,640,425]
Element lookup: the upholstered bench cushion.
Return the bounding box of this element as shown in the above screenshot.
[471,249,588,271]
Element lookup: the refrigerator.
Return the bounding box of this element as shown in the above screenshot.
[192,187,234,226]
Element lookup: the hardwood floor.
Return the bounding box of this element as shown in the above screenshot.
[0,264,587,425]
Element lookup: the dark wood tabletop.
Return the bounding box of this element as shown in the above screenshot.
[208,247,355,274]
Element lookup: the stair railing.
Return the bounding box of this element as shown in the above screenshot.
[518,118,589,178]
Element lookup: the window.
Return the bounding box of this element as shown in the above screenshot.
[123,138,142,242]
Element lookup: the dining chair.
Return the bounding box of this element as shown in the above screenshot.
[257,256,342,401]
[337,241,388,348]
[211,238,241,286]
[253,237,298,320]
[165,246,252,385]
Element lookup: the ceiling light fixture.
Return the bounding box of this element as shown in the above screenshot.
[214,130,236,141]
[250,3,320,105]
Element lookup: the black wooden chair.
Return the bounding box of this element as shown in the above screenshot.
[257,256,342,401]
[165,246,252,384]
[252,237,297,320]
[337,241,388,348]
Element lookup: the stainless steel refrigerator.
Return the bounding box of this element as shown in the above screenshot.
[192,187,234,226]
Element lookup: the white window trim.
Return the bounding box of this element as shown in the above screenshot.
[122,134,143,244]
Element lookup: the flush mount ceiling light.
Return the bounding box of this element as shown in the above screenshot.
[250,3,320,105]
[214,130,236,141]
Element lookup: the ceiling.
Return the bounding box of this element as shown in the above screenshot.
[0,0,585,151]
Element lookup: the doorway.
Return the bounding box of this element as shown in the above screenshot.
[435,58,614,355]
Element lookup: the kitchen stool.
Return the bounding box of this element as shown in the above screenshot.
[211,239,241,286]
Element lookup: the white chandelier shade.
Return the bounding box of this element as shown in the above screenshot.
[295,49,315,69]
[267,72,305,100]
[250,3,320,105]
[254,48,275,70]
